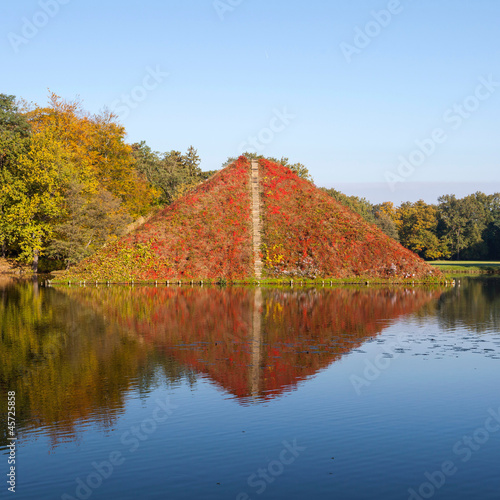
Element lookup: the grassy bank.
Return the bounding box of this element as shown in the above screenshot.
[429,261,500,274]
[49,275,450,286]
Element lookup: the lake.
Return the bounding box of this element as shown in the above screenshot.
[1,277,499,499]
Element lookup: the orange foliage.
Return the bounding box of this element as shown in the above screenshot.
[23,93,156,216]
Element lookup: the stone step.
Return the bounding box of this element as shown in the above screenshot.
[250,159,263,279]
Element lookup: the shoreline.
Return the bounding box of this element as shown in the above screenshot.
[48,276,452,287]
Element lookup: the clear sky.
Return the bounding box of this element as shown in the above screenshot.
[2,0,499,204]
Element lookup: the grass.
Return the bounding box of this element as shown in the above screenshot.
[50,275,449,286]
[429,261,500,274]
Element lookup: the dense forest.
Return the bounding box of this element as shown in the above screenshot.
[324,189,500,261]
[0,93,498,273]
[0,93,215,272]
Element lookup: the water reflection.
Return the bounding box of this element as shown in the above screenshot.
[60,285,444,402]
[0,279,450,449]
[437,277,500,333]
[0,279,193,449]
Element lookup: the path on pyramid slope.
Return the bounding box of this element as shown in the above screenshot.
[250,160,263,279]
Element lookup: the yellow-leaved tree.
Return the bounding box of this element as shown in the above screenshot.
[1,93,159,271]
[1,127,68,271]
[24,93,158,216]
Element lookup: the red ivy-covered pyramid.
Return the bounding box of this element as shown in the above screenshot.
[67,157,439,281]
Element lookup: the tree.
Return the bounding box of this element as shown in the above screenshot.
[183,145,202,178]
[373,209,399,242]
[0,94,31,170]
[395,200,446,260]
[1,94,159,271]
[324,189,399,240]
[484,193,500,260]
[133,143,210,205]
[133,143,184,205]
[324,188,376,223]
[0,128,68,271]
[25,94,157,217]
[47,183,132,268]
[438,193,489,260]
[0,94,31,256]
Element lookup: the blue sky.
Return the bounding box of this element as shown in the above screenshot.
[1,0,499,204]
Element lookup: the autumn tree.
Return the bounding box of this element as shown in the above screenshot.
[47,182,132,268]
[395,200,447,260]
[1,128,68,271]
[1,93,159,271]
[26,96,157,216]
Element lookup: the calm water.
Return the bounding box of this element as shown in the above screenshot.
[1,277,499,500]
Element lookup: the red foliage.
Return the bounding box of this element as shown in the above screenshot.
[65,286,441,403]
[259,159,440,279]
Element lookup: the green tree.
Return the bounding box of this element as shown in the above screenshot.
[325,188,377,223]
[373,208,400,241]
[438,193,490,260]
[0,94,31,256]
[183,145,202,178]
[324,189,399,241]
[484,193,500,260]
[0,94,31,170]
[133,143,211,205]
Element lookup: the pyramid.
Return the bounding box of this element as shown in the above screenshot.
[67,157,440,281]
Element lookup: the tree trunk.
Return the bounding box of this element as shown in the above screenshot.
[32,248,39,274]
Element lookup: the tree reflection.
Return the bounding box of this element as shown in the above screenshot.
[435,277,500,333]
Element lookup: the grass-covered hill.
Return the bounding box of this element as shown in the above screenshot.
[62,157,440,282]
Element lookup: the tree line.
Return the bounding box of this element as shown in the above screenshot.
[325,190,500,261]
[1,93,498,272]
[0,93,212,272]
